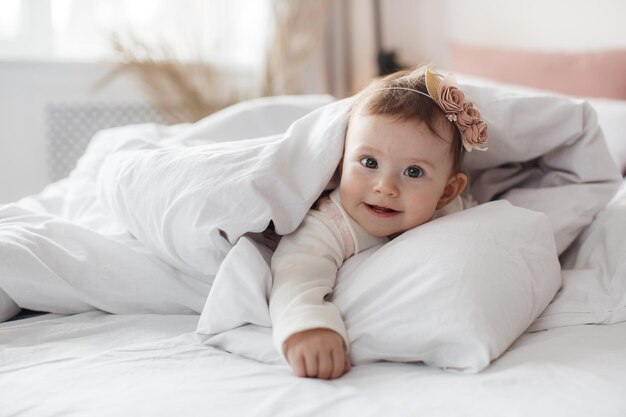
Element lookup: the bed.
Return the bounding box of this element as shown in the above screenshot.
[1,75,626,416]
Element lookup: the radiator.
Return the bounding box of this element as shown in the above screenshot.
[46,102,165,181]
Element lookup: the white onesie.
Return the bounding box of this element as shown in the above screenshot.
[269,189,386,358]
[269,189,467,359]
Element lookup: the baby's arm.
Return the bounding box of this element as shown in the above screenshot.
[270,211,350,379]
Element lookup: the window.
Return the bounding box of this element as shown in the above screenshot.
[0,0,271,68]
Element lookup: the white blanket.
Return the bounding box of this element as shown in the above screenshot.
[0,86,622,342]
[0,95,336,319]
[531,180,626,330]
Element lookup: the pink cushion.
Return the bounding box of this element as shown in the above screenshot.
[449,44,626,100]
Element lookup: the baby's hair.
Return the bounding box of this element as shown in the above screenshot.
[350,65,465,173]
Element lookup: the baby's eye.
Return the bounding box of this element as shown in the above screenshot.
[404,165,424,178]
[360,156,378,169]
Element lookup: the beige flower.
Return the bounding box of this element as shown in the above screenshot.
[438,84,465,113]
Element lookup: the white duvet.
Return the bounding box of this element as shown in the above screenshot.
[0,84,623,372]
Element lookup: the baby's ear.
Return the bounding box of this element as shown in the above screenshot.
[436,173,468,209]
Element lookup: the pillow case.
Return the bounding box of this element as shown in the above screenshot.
[198,200,561,373]
[334,201,560,371]
[449,43,626,99]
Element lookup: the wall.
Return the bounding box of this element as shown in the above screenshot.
[346,0,445,90]
[0,61,147,203]
[443,0,626,51]
[376,0,626,69]
[382,0,447,66]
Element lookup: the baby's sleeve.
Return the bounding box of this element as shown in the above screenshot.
[269,210,348,361]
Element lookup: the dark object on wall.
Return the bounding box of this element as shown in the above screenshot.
[373,0,402,76]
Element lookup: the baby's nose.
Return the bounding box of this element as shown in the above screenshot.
[373,177,399,197]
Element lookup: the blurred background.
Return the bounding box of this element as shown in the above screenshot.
[1,0,625,203]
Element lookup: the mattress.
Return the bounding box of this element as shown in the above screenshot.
[1,311,625,416]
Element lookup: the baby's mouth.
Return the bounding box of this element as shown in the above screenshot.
[365,203,399,215]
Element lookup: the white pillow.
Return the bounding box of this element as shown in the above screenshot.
[198,200,561,373]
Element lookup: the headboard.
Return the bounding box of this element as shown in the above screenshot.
[440,0,626,100]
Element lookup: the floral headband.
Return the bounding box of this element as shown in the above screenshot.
[378,69,488,152]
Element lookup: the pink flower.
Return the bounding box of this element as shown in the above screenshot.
[461,121,488,152]
[423,69,489,152]
[456,102,482,129]
[438,84,465,113]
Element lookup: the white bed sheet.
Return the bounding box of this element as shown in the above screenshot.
[1,312,625,417]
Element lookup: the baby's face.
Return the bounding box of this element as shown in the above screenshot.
[339,112,458,238]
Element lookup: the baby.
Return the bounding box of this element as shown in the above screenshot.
[269,66,488,379]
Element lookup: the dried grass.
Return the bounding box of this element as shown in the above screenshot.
[98,1,330,123]
[96,33,246,123]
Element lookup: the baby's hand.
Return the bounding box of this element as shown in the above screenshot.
[284,328,351,379]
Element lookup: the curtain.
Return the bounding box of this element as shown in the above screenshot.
[263,0,377,99]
